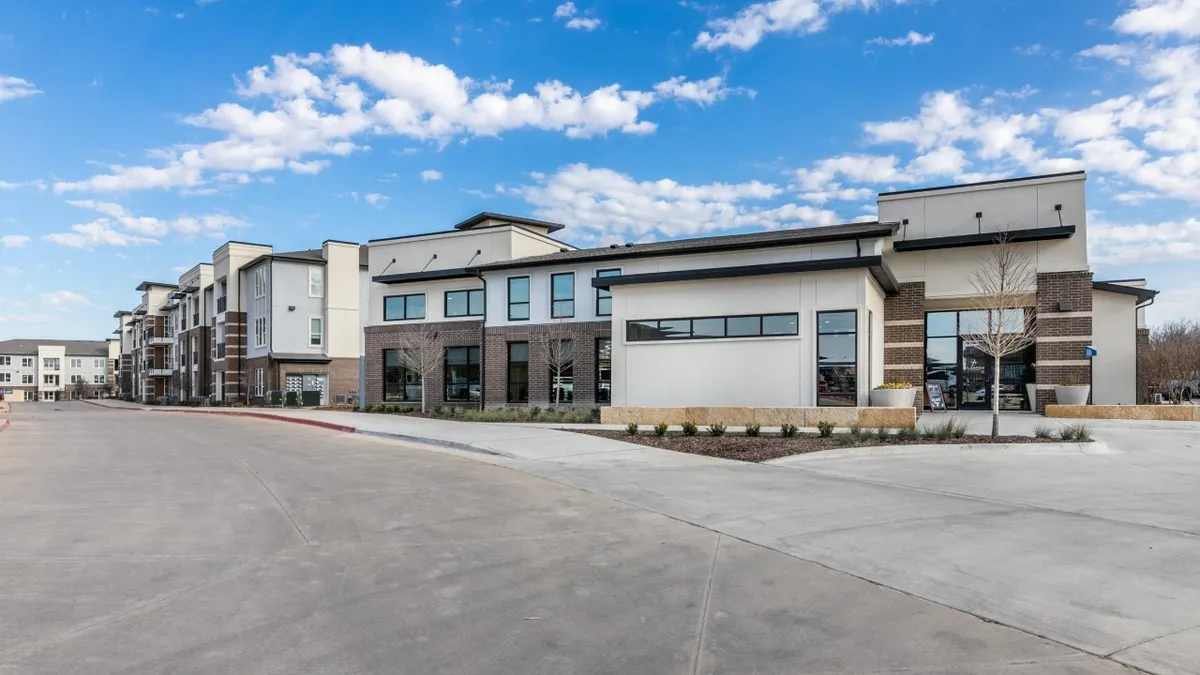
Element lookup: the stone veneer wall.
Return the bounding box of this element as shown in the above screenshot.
[363,320,485,408]
[222,311,247,402]
[883,282,926,409]
[1034,271,1093,412]
[1136,327,1151,404]
[483,321,612,409]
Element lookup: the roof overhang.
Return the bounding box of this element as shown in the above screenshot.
[372,268,477,285]
[270,353,334,364]
[1093,281,1159,305]
[453,212,566,233]
[892,225,1075,253]
[136,281,180,291]
[592,255,899,295]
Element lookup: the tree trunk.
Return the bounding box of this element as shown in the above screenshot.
[421,379,427,415]
[992,356,1001,438]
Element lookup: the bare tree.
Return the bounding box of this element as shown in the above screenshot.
[72,378,88,401]
[542,321,575,407]
[395,322,443,414]
[1143,320,1200,403]
[966,234,1038,438]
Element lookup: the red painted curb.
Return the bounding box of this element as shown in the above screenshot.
[0,419,9,434]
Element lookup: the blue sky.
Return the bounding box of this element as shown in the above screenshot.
[2,0,1199,339]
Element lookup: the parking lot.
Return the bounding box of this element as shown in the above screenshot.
[1,404,1197,674]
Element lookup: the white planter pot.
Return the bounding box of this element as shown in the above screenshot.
[1026,383,1038,411]
[1055,385,1091,406]
[870,388,917,407]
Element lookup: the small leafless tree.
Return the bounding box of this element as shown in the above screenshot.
[1143,319,1200,403]
[395,322,443,414]
[72,378,88,401]
[542,321,574,407]
[965,234,1037,438]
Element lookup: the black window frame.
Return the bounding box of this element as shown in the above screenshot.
[382,349,422,403]
[507,342,529,404]
[443,346,481,402]
[444,288,485,318]
[625,313,799,342]
[551,272,575,319]
[816,309,858,407]
[596,338,612,405]
[384,293,426,321]
[595,268,621,317]
[507,276,530,322]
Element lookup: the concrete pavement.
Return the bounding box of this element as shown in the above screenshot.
[57,400,1200,673]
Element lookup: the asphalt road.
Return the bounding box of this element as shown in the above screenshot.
[0,404,1138,674]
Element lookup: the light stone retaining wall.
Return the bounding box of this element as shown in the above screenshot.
[600,406,917,429]
[1045,405,1200,421]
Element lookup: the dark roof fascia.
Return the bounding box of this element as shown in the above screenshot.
[480,224,896,272]
[879,171,1087,197]
[892,226,1075,253]
[136,281,180,291]
[270,353,334,364]
[323,239,359,246]
[112,310,132,318]
[213,240,272,255]
[1093,281,1159,304]
[592,255,899,295]
[452,212,566,233]
[372,268,477,285]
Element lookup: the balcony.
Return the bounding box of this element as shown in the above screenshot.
[148,333,173,346]
[216,296,227,314]
[144,359,174,377]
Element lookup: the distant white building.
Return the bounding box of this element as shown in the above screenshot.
[0,339,116,402]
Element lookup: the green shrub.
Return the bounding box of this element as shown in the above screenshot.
[896,427,919,441]
[873,382,914,390]
[432,405,445,417]
[781,423,798,438]
[654,423,669,436]
[1034,424,1055,439]
[875,427,891,442]
[626,422,639,436]
[1057,423,1093,442]
[745,423,760,437]
[682,422,698,436]
[848,423,864,439]
[708,423,727,437]
[816,421,835,438]
[834,433,857,446]
[923,418,968,441]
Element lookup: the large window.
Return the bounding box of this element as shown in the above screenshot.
[627,314,799,342]
[21,357,33,368]
[0,373,9,383]
[507,342,529,403]
[0,356,8,366]
[254,316,267,348]
[384,294,426,321]
[309,317,323,347]
[595,269,620,317]
[508,277,530,321]
[70,358,82,369]
[445,289,484,318]
[444,347,480,402]
[596,339,612,405]
[308,266,324,298]
[383,350,422,402]
[817,310,857,407]
[94,358,104,368]
[925,309,1033,411]
[551,272,575,318]
[253,266,267,298]
[43,358,60,370]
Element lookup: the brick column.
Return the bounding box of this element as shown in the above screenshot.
[483,321,612,409]
[1034,272,1093,412]
[883,282,926,408]
[1136,327,1151,404]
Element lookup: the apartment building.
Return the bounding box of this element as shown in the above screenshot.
[361,173,1154,413]
[127,281,179,402]
[165,263,214,401]
[0,339,116,401]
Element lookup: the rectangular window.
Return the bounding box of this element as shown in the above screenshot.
[94,358,104,368]
[444,347,480,402]
[70,375,82,384]
[70,358,82,369]
[817,310,858,407]
[596,339,612,405]
[626,314,799,342]
[867,310,874,392]
[21,357,33,368]
[445,289,485,318]
[309,317,323,347]
[508,276,530,321]
[0,373,9,383]
[550,359,574,404]
[0,356,8,366]
[254,266,267,299]
[383,350,422,402]
[21,374,33,384]
[551,272,575,318]
[507,342,529,403]
[308,266,324,298]
[43,375,58,386]
[254,368,264,397]
[43,358,60,370]
[595,269,620,317]
[254,316,268,348]
[384,294,426,321]
[94,374,105,384]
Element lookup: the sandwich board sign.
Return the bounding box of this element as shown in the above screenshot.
[925,383,947,412]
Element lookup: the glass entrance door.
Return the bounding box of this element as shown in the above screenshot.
[959,340,991,410]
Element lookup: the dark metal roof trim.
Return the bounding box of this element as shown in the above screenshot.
[452,211,566,233]
[372,268,477,285]
[136,281,179,291]
[892,226,1075,253]
[878,171,1086,197]
[270,353,334,363]
[591,256,899,294]
[1093,281,1159,304]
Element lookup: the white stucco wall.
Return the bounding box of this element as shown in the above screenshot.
[323,241,361,359]
[269,260,326,355]
[244,260,271,360]
[864,278,885,391]
[1092,290,1138,405]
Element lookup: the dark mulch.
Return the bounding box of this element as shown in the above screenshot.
[573,430,1066,463]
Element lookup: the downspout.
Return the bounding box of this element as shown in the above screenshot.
[1136,296,1155,404]
[475,270,487,411]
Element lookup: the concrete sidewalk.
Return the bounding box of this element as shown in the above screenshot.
[79,399,1200,674]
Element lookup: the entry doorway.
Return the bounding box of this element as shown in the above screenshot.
[926,310,1035,411]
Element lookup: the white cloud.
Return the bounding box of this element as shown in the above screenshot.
[0,179,47,191]
[654,75,754,106]
[55,45,678,193]
[1014,44,1045,56]
[0,313,60,324]
[43,222,160,249]
[1079,44,1139,67]
[1114,0,1200,38]
[990,85,1039,100]
[40,290,91,307]
[1089,212,1200,265]
[695,0,904,51]
[554,2,601,29]
[1,234,31,248]
[867,31,934,48]
[42,201,247,248]
[420,169,444,181]
[364,193,389,208]
[501,163,845,243]
[287,159,331,175]
[0,75,41,102]
[1147,286,1200,326]
[554,2,578,18]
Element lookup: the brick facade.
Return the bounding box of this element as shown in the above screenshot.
[483,321,612,409]
[364,320,485,408]
[245,355,361,405]
[1034,271,1094,412]
[883,282,926,408]
[1136,327,1151,404]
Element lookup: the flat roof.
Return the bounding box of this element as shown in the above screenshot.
[0,339,112,357]
[878,170,1086,198]
[453,212,566,234]
[136,281,179,291]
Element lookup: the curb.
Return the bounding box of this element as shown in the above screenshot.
[353,428,513,457]
[765,441,1111,464]
[144,408,357,433]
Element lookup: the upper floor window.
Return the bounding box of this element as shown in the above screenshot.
[626,314,799,342]
[43,358,60,370]
[551,272,575,319]
[254,316,268,348]
[384,294,425,321]
[70,358,82,369]
[309,317,323,347]
[508,277,530,321]
[445,289,485,318]
[595,269,620,317]
[21,357,33,368]
[308,266,324,298]
[94,358,104,368]
[253,266,267,299]
[0,356,8,366]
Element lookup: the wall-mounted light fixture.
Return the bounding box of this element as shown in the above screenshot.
[1054,203,1063,227]
[975,211,983,234]
[288,305,296,312]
